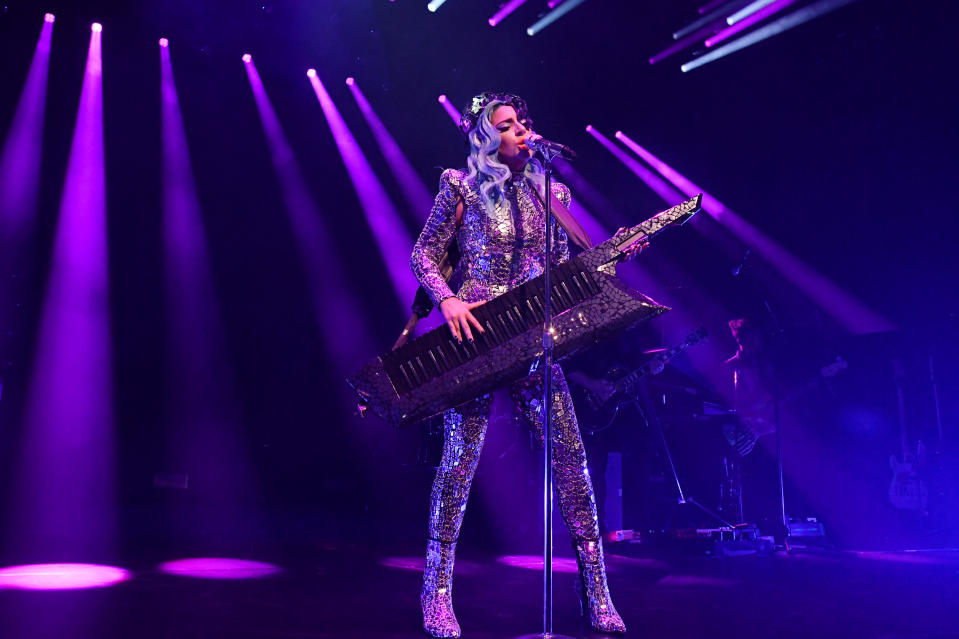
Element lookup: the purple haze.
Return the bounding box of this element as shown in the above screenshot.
[12,26,116,560]
[161,42,261,539]
[244,62,376,372]
[437,94,462,125]
[613,130,894,334]
[308,70,418,314]
[0,16,53,240]
[348,79,434,220]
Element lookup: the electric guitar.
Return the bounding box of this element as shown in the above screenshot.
[572,327,708,434]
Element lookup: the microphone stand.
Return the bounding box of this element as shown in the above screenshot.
[522,147,575,639]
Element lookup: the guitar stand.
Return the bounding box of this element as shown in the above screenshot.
[636,398,735,530]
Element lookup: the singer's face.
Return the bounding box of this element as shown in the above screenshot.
[491,105,530,171]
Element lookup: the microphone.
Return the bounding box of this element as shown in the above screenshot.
[524,132,577,161]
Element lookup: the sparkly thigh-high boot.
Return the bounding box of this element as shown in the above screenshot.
[511,364,626,634]
[422,394,491,638]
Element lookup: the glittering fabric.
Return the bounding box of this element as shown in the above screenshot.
[416,169,612,636]
[509,364,601,541]
[422,539,461,638]
[411,169,571,306]
[426,364,599,544]
[574,538,626,633]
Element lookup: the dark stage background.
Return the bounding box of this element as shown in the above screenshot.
[0,0,957,558]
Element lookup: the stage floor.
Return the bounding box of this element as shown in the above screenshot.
[2,539,958,639]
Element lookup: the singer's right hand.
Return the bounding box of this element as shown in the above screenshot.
[440,296,486,343]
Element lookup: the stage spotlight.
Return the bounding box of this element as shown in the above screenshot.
[345,77,355,86]
[649,23,721,64]
[159,558,282,580]
[587,125,683,205]
[91,22,102,32]
[242,53,251,63]
[672,0,744,40]
[682,0,860,72]
[245,59,377,411]
[437,94,461,124]
[158,37,169,48]
[44,13,55,22]
[13,17,115,562]
[427,0,447,12]
[613,129,893,333]
[0,10,54,341]
[547,0,566,8]
[527,0,587,36]
[489,0,528,27]
[308,70,417,312]
[727,0,779,24]
[706,0,797,47]
[347,78,433,218]
[0,564,130,590]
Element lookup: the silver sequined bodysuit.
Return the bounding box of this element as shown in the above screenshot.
[410,168,601,546]
[412,169,570,306]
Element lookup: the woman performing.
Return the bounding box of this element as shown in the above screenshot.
[410,92,628,637]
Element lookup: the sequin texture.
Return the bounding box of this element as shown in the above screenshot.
[413,169,619,637]
[411,169,571,306]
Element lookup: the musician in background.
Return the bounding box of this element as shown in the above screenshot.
[724,316,780,526]
[409,92,631,637]
[566,326,664,536]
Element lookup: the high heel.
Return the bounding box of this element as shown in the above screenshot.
[421,539,461,638]
[573,538,626,634]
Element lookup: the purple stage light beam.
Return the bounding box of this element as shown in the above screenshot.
[613,130,894,334]
[684,0,862,71]
[547,0,567,8]
[347,78,433,220]
[727,0,780,23]
[673,0,751,39]
[527,0,588,36]
[649,21,723,64]
[585,125,684,205]
[551,161,613,242]
[161,39,261,540]
[705,0,797,47]
[12,22,116,559]
[308,69,417,313]
[437,94,461,125]
[489,0,529,26]
[0,14,53,242]
[245,62,375,371]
